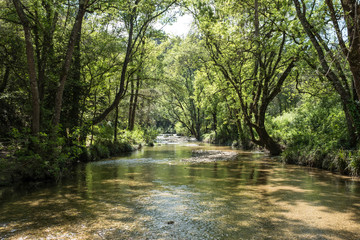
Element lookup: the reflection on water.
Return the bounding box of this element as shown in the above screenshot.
[1,144,360,239]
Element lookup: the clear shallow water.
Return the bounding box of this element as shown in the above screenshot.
[1,143,360,239]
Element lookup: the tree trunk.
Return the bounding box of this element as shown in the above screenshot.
[52,0,89,127]
[67,30,82,128]
[294,0,360,146]
[129,77,140,131]
[0,66,10,93]
[341,0,360,101]
[38,2,58,102]
[93,9,135,125]
[90,88,97,146]
[236,117,251,150]
[342,102,357,147]
[12,0,40,135]
[114,103,119,142]
[212,112,217,139]
[348,59,360,103]
[255,126,282,156]
[128,79,135,130]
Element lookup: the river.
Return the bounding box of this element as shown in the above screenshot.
[1,136,360,239]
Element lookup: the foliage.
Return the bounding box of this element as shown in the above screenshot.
[174,122,189,136]
[275,96,359,176]
[91,123,158,145]
[193,0,299,155]
[160,36,207,140]
[281,148,360,177]
[3,128,82,182]
[143,127,159,145]
[88,140,134,161]
[269,96,348,151]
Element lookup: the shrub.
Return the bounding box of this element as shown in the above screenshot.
[202,131,216,144]
[173,122,185,136]
[334,149,348,174]
[281,147,360,177]
[0,157,18,185]
[7,129,82,182]
[143,127,159,144]
[269,96,348,151]
[281,147,300,165]
[348,153,360,176]
[88,140,134,161]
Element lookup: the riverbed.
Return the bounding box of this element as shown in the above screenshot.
[1,141,360,239]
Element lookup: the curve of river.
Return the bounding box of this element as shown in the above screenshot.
[1,137,360,239]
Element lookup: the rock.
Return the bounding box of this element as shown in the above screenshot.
[181,150,239,163]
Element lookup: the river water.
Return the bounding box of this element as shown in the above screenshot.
[1,138,360,239]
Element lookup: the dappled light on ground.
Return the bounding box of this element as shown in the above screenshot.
[1,144,360,239]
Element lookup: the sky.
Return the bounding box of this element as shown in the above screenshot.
[157,13,194,37]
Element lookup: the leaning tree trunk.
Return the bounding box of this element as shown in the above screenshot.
[114,103,119,142]
[341,0,360,101]
[294,0,360,146]
[255,126,282,156]
[92,7,136,125]
[52,0,89,127]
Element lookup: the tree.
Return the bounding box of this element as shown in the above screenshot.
[161,36,206,140]
[195,0,298,155]
[330,0,360,101]
[293,0,360,146]
[12,0,41,135]
[92,0,177,125]
[11,0,98,135]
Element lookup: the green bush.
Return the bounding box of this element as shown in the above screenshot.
[281,147,360,177]
[333,150,360,176]
[281,147,301,165]
[202,131,216,143]
[216,124,239,145]
[174,122,188,136]
[0,125,139,184]
[348,153,360,176]
[6,129,82,182]
[0,157,18,185]
[88,140,134,161]
[143,127,159,144]
[269,96,348,151]
[270,96,360,175]
[92,122,114,142]
[201,124,242,145]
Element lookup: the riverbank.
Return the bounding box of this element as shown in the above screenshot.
[0,140,137,186]
[281,147,360,177]
[2,133,359,187]
[1,143,360,240]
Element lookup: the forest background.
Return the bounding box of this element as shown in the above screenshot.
[1,0,360,184]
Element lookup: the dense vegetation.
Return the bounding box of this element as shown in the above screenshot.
[1,0,360,184]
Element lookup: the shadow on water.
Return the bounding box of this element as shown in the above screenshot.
[0,144,360,239]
